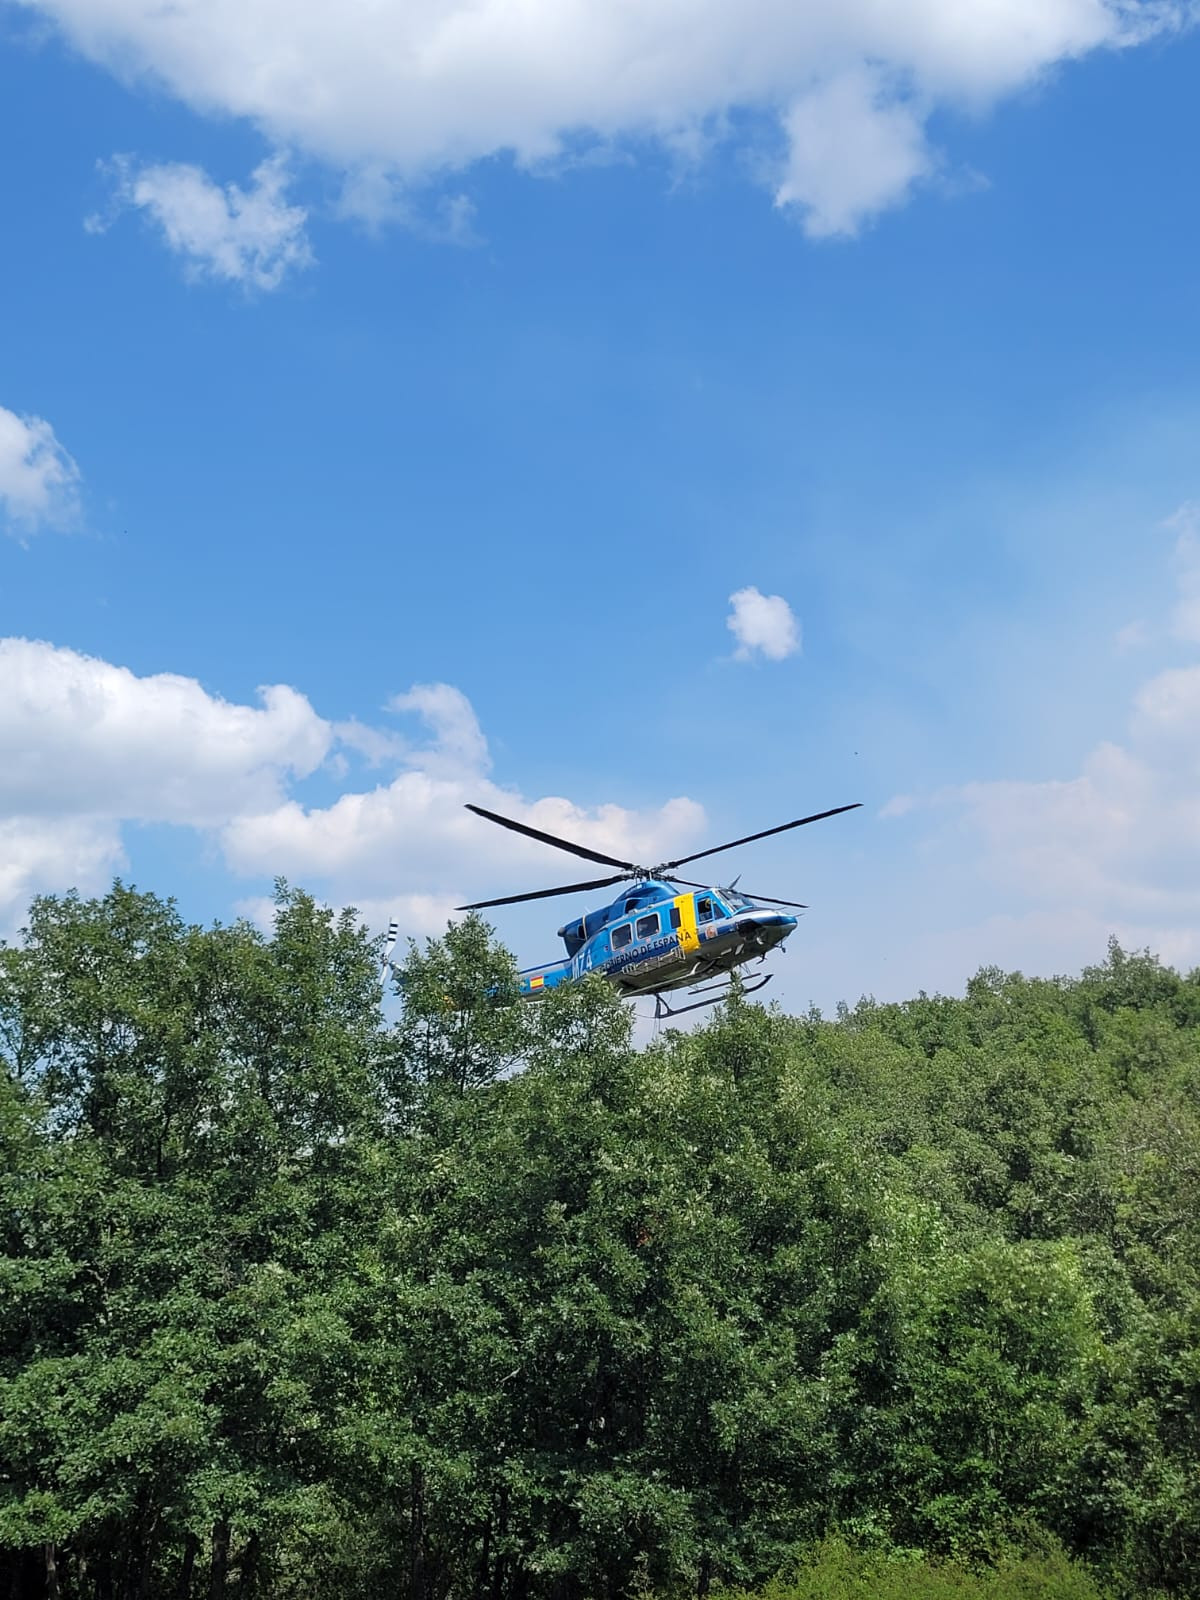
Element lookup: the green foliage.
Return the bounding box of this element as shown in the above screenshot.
[1,893,1198,1599]
[720,1535,1110,1600]
[391,912,525,1094]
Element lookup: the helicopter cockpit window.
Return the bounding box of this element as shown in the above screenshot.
[723,890,752,910]
[635,913,659,940]
[612,923,633,950]
[697,897,715,922]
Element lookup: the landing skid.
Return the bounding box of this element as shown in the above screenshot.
[652,971,773,1020]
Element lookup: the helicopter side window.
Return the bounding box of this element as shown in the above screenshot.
[697,897,715,923]
[669,906,682,930]
[612,923,633,950]
[635,913,659,940]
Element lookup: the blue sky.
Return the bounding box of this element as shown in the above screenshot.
[3,0,1200,1014]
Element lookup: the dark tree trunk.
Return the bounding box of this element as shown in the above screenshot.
[5,1547,41,1600]
[409,1462,425,1600]
[94,1551,116,1600]
[134,1519,159,1600]
[236,1533,261,1597]
[697,1552,712,1599]
[209,1521,231,1600]
[473,1517,491,1600]
[178,1535,199,1600]
[44,1544,62,1600]
[489,1487,509,1600]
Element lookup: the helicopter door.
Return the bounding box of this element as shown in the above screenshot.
[673,893,700,955]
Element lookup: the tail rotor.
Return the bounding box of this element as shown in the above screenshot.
[379,918,400,987]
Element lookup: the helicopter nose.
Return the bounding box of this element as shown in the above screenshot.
[737,911,797,941]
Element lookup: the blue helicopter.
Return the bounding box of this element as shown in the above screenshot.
[457,800,861,1018]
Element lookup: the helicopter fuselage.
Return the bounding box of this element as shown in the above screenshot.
[516,879,797,1002]
[453,797,858,1016]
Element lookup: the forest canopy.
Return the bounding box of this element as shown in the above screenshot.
[1,884,1198,1600]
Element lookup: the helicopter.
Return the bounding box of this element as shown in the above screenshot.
[451,799,862,1018]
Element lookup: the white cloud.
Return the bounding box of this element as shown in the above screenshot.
[0,817,125,939]
[0,639,331,826]
[0,638,330,932]
[1132,662,1200,747]
[935,519,1200,945]
[21,0,1189,237]
[863,906,1200,1006]
[0,406,81,535]
[387,683,490,777]
[861,508,1200,996]
[222,782,704,904]
[775,68,933,236]
[879,794,916,819]
[221,689,705,909]
[235,889,461,941]
[1167,502,1200,643]
[727,586,801,662]
[94,154,313,289]
[0,636,704,943]
[955,742,1179,914]
[336,169,480,242]
[1115,619,1148,651]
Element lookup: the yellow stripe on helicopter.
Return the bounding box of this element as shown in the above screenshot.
[674,892,700,955]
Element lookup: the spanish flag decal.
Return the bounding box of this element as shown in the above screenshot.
[530,975,545,989]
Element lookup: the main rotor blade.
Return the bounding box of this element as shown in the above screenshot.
[669,878,808,910]
[465,803,639,871]
[737,892,809,910]
[456,873,629,911]
[661,803,862,871]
